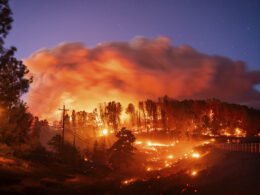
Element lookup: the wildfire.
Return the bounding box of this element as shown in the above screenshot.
[102,129,108,136]
[234,128,246,137]
[165,163,170,167]
[191,171,197,176]
[147,141,170,147]
[220,128,246,137]
[151,147,157,151]
[135,141,143,145]
[192,153,200,158]
[131,139,206,177]
[121,178,136,185]
[235,128,241,135]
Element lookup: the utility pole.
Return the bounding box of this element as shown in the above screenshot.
[58,105,69,149]
[71,110,76,148]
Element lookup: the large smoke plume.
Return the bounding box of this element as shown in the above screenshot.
[24,37,260,120]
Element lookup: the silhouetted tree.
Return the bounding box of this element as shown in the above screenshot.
[30,116,49,139]
[105,101,122,133]
[0,0,31,109]
[0,1,33,154]
[136,110,141,132]
[92,139,107,166]
[138,101,146,130]
[99,103,106,126]
[88,110,98,137]
[108,127,136,170]
[145,100,153,132]
[71,110,76,128]
[48,134,62,154]
[48,134,82,166]
[126,103,135,128]
[0,104,33,147]
[71,110,76,146]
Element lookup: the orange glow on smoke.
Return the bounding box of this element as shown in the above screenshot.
[22,37,258,121]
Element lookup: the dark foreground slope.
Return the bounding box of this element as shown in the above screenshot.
[0,146,259,195]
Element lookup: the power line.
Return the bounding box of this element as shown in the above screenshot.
[50,124,89,145]
[66,128,89,145]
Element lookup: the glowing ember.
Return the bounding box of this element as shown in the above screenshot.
[192,153,200,158]
[147,141,169,147]
[164,161,170,167]
[234,128,246,137]
[191,171,197,176]
[146,167,152,171]
[135,141,143,145]
[102,129,108,136]
[84,157,88,161]
[236,128,241,135]
[121,178,136,185]
[151,147,157,151]
[167,155,174,159]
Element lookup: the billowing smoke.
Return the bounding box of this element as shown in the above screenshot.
[24,37,260,121]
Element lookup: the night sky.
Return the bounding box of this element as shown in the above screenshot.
[6,0,260,71]
[4,0,260,119]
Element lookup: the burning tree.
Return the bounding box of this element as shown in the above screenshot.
[126,103,135,128]
[108,127,136,170]
[105,101,122,133]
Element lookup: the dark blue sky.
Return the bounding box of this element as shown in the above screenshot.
[5,0,260,73]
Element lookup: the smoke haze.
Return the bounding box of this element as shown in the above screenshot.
[24,37,260,120]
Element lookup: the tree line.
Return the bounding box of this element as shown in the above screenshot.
[60,97,260,141]
[131,97,260,137]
